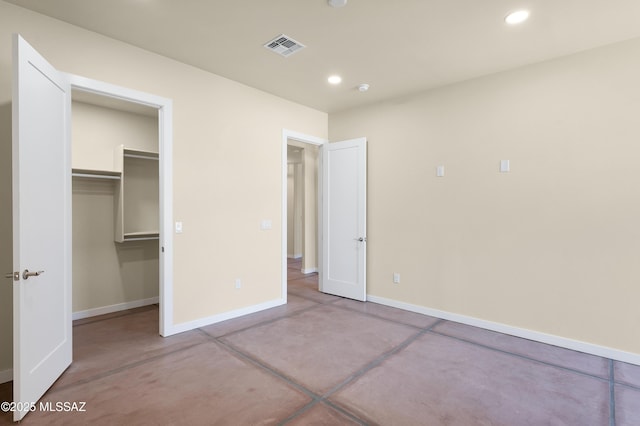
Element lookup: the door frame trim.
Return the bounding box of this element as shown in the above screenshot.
[281,129,326,301]
[67,74,174,336]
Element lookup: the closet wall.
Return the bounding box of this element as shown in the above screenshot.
[72,101,159,315]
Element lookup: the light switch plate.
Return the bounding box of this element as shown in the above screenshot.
[261,219,272,230]
[500,160,510,173]
[175,221,183,234]
[436,165,445,177]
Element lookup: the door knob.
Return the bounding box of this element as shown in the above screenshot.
[22,269,44,280]
[354,237,367,242]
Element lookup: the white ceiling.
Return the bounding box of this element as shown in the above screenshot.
[8,0,640,113]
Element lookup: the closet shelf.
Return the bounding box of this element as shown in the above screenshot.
[115,145,160,243]
[121,231,159,242]
[123,148,158,161]
[72,168,121,180]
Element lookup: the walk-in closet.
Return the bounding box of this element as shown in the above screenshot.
[71,93,160,320]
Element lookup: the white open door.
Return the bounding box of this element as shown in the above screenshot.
[11,34,72,422]
[320,138,367,301]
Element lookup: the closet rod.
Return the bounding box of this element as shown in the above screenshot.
[72,173,121,180]
[122,237,160,242]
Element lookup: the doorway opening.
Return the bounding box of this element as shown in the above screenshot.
[283,132,368,302]
[281,130,326,300]
[68,76,174,337]
[70,90,160,334]
[286,143,319,272]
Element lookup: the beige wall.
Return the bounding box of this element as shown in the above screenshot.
[330,36,640,356]
[0,0,327,373]
[72,101,158,171]
[72,102,159,313]
[0,103,12,374]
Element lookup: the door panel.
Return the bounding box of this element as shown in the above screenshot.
[12,34,72,422]
[320,138,366,301]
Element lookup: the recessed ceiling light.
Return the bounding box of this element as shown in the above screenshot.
[505,10,530,25]
[328,75,342,85]
[328,0,347,8]
[357,83,370,92]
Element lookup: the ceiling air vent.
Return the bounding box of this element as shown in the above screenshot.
[264,34,305,57]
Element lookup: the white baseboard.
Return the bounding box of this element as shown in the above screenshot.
[302,267,318,274]
[367,295,640,367]
[167,298,285,336]
[0,368,12,384]
[72,297,159,321]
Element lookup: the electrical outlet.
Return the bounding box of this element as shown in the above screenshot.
[393,273,400,284]
[235,278,241,289]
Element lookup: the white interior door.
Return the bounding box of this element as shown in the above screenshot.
[320,138,367,301]
[12,34,72,422]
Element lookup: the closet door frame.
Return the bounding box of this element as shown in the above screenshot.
[67,74,174,337]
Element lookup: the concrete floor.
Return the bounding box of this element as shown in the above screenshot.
[1,258,639,425]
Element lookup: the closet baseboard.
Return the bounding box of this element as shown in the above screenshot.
[72,297,159,321]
